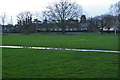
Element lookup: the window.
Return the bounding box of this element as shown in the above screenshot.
[70,28,73,31]
[81,28,83,31]
[74,28,77,31]
[50,29,53,31]
[85,28,87,30]
[66,28,68,31]
[42,29,45,31]
[55,29,57,31]
[59,28,62,31]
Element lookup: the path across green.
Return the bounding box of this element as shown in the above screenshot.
[1,45,120,53]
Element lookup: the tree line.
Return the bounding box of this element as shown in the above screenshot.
[0,0,120,34]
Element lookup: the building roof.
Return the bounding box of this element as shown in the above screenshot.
[79,23,90,27]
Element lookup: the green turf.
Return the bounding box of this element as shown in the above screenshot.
[3,48,119,78]
[2,33,119,78]
[0,34,2,79]
[2,33,118,50]
[3,49,118,78]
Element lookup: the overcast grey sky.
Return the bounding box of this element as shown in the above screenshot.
[0,0,119,24]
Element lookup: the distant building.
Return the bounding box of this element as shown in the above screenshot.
[36,19,90,32]
[3,15,107,33]
[2,24,17,33]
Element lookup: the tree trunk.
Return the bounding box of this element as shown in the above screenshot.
[62,27,65,34]
[61,20,66,34]
[115,29,117,34]
[100,27,103,35]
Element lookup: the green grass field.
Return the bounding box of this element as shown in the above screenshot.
[2,33,118,50]
[2,33,119,78]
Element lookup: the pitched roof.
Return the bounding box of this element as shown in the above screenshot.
[79,23,90,27]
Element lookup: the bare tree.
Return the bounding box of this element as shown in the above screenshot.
[34,11,43,22]
[43,0,83,34]
[0,13,6,26]
[17,11,32,34]
[109,1,120,16]
[17,11,32,26]
[109,1,120,34]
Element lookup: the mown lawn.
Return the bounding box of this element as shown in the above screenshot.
[2,33,118,50]
[3,48,119,78]
[2,33,119,78]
